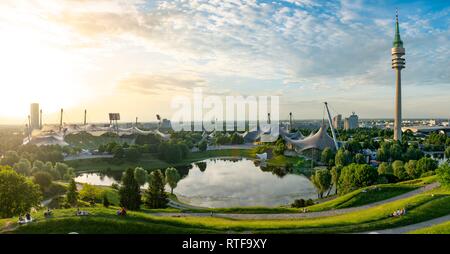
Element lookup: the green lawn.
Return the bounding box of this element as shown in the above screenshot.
[5,186,449,234]
[409,220,450,234]
[67,149,254,172]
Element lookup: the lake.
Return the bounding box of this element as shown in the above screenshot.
[75,158,317,208]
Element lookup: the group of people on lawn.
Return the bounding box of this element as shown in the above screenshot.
[18,206,128,225]
[391,208,407,217]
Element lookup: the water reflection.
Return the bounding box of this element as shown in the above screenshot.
[75,158,317,208]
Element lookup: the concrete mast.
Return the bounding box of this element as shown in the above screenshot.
[391,9,405,141]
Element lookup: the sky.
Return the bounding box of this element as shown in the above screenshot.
[0,0,449,125]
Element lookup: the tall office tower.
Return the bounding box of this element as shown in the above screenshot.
[391,11,406,141]
[332,114,342,129]
[344,112,359,130]
[30,103,40,130]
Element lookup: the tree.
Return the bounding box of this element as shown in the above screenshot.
[377,162,393,175]
[335,149,352,167]
[112,145,125,159]
[390,143,403,161]
[0,167,42,218]
[376,142,392,162]
[311,168,332,198]
[32,171,53,191]
[0,150,20,166]
[445,147,450,161]
[79,184,103,203]
[66,179,78,206]
[124,146,141,162]
[321,148,335,167]
[405,160,420,179]
[144,169,168,208]
[198,140,207,152]
[54,162,70,179]
[134,167,148,186]
[405,146,423,161]
[13,158,32,176]
[103,194,110,208]
[436,163,450,187]
[354,153,366,164]
[331,165,342,195]
[392,160,408,181]
[338,164,377,195]
[165,167,181,194]
[273,139,286,156]
[416,157,438,175]
[119,168,141,210]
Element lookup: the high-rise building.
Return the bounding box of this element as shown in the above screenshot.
[332,114,342,129]
[344,112,358,130]
[391,10,405,141]
[30,103,40,130]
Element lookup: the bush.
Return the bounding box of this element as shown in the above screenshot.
[32,171,53,191]
[436,163,450,187]
[338,163,378,195]
[0,167,42,218]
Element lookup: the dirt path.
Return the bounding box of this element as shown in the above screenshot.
[163,182,440,220]
[363,214,450,234]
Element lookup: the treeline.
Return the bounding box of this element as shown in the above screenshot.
[99,133,192,164]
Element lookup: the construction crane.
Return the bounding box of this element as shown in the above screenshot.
[324,102,339,150]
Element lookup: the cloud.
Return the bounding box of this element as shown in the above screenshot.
[117,73,208,95]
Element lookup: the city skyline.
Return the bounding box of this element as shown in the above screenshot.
[0,0,449,124]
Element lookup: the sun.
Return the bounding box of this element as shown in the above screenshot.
[0,5,84,122]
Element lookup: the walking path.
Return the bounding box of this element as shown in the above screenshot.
[363,214,450,234]
[163,182,439,220]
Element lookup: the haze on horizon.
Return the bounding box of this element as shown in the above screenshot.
[0,0,449,125]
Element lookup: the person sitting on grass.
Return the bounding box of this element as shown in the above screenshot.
[18,214,25,224]
[25,212,32,222]
[117,207,127,216]
[44,208,52,218]
[76,208,88,216]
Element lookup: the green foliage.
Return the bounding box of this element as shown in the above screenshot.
[445,147,450,160]
[135,134,161,146]
[32,171,53,190]
[331,165,342,195]
[230,133,244,144]
[291,199,314,208]
[311,168,332,198]
[416,157,438,174]
[79,184,103,203]
[0,150,20,166]
[0,167,42,218]
[405,160,420,179]
[134,167,148,186]
[66,179,78,206]
[119,168,141,210]
[103,195,110,208]
[198,140,208,152]
[158,142,189,163]
[144,169,168,208]
[165,167,181,194]
[436,163,450,187]
[124,146,141,162]
[338,163,377,195]
[377,162,393,175]
[272,139,286,156]
[321,147,335,166]
[354,153,366,164]
[335,149,352,167]
[13,158,32,176]
[392,160,408,181]
[404,145,423,161]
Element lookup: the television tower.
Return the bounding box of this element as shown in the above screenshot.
[391,9,405,141]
